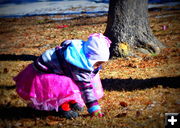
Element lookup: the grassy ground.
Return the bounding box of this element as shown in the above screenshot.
[0,6,180,128]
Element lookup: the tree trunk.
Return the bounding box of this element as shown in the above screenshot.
[104,0,165,58]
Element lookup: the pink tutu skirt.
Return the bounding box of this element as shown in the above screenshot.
[14,64,104,111]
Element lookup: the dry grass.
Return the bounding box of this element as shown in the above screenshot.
[0,7,180,128]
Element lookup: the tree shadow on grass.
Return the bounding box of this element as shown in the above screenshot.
[0,106,61,120]
[0,54,38,61]
[102,76,180,91]
[0,85,16,90]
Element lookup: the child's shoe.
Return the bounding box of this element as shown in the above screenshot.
[69,100,84,112]
[59,110,78,119]
[59,102,78,119]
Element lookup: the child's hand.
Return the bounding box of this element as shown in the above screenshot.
[91,109,104,117]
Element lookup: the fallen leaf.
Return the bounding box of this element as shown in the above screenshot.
[136,111,141,117]
[119,101,128,107]
[3,68,8,73]
[115,112,127,118]
[46,121,59,126]
[144,101,153,105]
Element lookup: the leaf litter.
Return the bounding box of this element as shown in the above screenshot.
[0,7,180,128]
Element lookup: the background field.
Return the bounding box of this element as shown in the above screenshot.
[0,4,180,128]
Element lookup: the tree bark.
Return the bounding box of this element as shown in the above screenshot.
[104,0,165,58]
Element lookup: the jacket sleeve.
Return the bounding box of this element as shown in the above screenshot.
[69,65,101,114]
[68,65,97,102]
